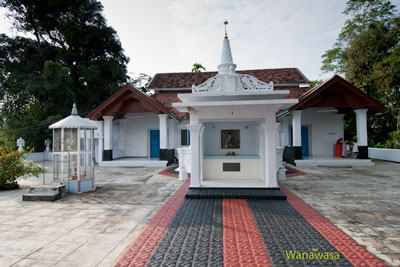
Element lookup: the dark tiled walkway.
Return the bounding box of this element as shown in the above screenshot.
[114,181,386,267]
[146,199,223,266]
[248,200,351,266]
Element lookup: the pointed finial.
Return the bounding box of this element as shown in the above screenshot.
[224,20,228,39]
[71,103,78,115]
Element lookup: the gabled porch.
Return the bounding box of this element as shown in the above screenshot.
[87,84,178,167]
[278,75,386,165]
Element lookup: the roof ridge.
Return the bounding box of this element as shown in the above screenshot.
[152,67,304,75]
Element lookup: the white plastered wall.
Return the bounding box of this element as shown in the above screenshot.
[124,113,160,157]
[112,120,125,159]
[93,113,185,160]
[279,116,291,147]
[280,108,344,157]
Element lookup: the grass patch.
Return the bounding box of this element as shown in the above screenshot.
[371,158,385,162]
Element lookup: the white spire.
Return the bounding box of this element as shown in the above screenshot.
[71,103,78,115]
[218,21,236,74]
[220,38,234,64]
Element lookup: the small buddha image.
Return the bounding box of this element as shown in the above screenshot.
[221,129,240,149]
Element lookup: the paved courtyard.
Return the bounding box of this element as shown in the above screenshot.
[281,161,400,266]
[0,161,398,266]
[0,164,183,267]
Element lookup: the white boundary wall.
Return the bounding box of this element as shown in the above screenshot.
[24,152,53,162]
[368,148,400,163]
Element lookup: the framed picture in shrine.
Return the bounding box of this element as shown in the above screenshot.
[221,129,240,149]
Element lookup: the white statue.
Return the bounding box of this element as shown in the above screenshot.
[16,137,25,152]
[44,139,51,152]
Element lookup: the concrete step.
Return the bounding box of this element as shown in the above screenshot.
[185,188,287,200]
[99,160,168,167]
[295,158,374,167]
[23,185,66,201]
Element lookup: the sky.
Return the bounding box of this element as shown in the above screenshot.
[0,0,398,81]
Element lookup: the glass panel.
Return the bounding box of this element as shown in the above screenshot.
[80,153,86,179]
[62,154,69,181]
[86,130,91,151]
[63,129,70,151]
[64,129,78,151]
[80,137,85,151]
[69,154,78,180]
[86,153,92,168]
[79,129,85,151]
[53,154,61,180]
[54,129,61,152]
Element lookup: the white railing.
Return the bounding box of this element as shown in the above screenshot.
[24,152,53,162]
[177,147,191,181]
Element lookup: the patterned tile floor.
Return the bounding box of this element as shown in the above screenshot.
[114,178,386,267]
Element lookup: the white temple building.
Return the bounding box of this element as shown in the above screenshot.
[87,28,386,188]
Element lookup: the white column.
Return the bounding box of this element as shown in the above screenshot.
[98,138,103,163]
[355,109,368,146]
[292,110,302,146]
[258,125,265,182]
[119,120,126,154]
[168,119,176,149]
[96,120,104,163]
[159,114,168,149]
[187,124,203,187]
[262,123,279,188]
[103,116,113,150]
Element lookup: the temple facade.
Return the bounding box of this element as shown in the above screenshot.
[87,32,385,188]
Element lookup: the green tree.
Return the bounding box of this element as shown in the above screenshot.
[309,79,324,88]
[129,73,151,93]
[321,0,397,74]
[321,0,400,148]
[192,63,206,72]
[0,147,44,189]
[0,0,129,150]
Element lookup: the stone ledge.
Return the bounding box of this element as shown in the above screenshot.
[22,184,66,202]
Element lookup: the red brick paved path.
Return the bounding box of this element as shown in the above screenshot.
[281,185,386,267]
[114,170,385,266]
[223,199,272,266]
[113,180,190,267]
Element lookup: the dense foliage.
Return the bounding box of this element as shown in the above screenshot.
[0,147,44,189]
[0,0,129,150]
[321,0,400,148]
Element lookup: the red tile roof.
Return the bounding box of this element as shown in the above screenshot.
[87,84,171,120]
[290,75,386,115]
[148,68,310,89]
[151,91,190,119]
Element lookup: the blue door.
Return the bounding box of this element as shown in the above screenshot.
[301,126,309,157]
[150,130,160,158]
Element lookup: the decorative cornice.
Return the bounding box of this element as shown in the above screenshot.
[192,73,274,93]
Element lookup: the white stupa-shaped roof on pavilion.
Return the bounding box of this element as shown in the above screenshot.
[173,24,298,111]
[49,104,97,129]
[191,30,274,94]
